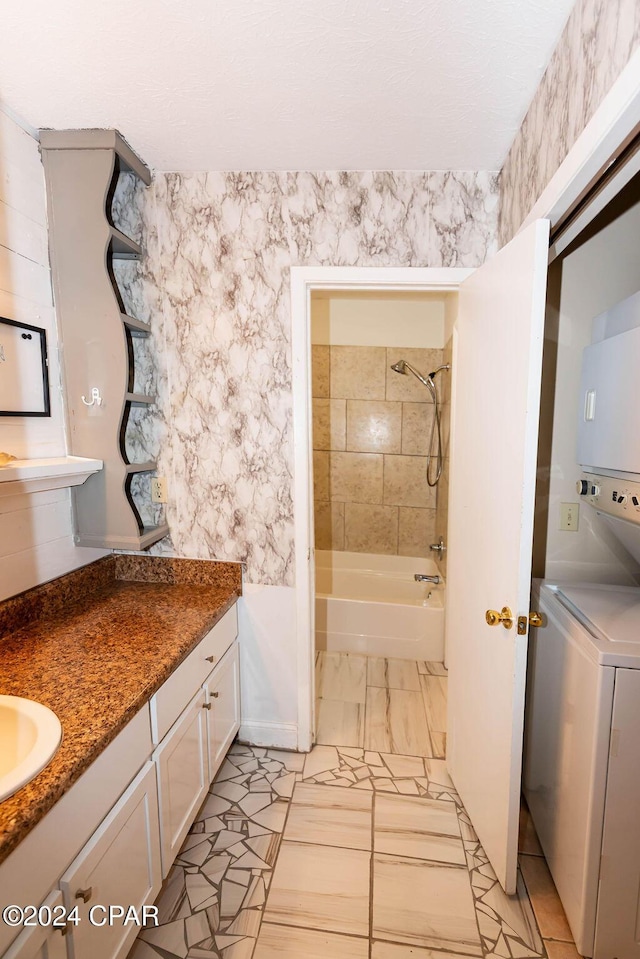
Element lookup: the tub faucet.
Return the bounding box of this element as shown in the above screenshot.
[415,573,441,584]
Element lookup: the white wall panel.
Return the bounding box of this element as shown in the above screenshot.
[0,104,108,600]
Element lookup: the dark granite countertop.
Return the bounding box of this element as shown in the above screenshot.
[0,555,242,866]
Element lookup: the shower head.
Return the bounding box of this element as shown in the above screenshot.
[390,359,431,389]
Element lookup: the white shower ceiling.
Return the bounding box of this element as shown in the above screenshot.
[0,0,575,171]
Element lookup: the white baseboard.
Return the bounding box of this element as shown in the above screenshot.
[238,721,299,750]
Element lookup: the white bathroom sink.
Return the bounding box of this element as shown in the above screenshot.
[0,696,62,802]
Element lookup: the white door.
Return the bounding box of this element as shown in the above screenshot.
[446,219,550,894]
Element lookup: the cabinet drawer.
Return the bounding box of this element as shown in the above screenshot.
[150,604,238,744]
[4,890,69,959]
[60,761,161,959]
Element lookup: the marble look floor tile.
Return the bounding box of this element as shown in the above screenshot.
[372,943,476,959]
[419,675,448,733]
[303,745,341,779]
[265,749,305,773]
[417,661,448,676]
[255,922,369,958]
[373,853,482,954]
[374,794,465,864]
[424,758,456,793]
[519,854,573,941]
[470,857,543,955]
[430,731,446,759]
[367,657,421,690]
[285,782,372,850]
[317,699,365,748]
[264,841,370,937]
[379,753,425,778]
[519,801,544,857]
[365,687,432,757]
[317,651,367,703]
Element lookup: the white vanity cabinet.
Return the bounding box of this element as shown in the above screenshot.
[0,601,240,959]
[3,891,69,959]
[153,690,209,877]
[204,642,240,779]
[59,762,161,959]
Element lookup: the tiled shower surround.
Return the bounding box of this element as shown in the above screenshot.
[312,344,445,556]
[112,171,499,586]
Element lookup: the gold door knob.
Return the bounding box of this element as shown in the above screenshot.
[485,606,514,629]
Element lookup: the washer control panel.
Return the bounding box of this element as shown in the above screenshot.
[577,473,640,524]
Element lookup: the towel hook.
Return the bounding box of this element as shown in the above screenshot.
[81,387,103,407]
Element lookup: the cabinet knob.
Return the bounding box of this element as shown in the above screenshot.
[202,702,212,710]
[75,887,93,903]
[211,691,219,699]
[205,655,216,663]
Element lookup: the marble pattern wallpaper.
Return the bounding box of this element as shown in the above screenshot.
[499,0,640,244]
[113,171,499,586]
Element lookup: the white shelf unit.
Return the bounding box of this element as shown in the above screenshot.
[41,129,167,551]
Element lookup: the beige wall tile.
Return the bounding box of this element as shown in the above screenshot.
[314,500,344,550]
[313,450,329,501]
[344,504,399,554]
[435,458,449,576]
[401,403,435,456]
[386,348,444,402]
[347,400,402,454]
[313,398,347,451]
[331,346,387,400]
[439,402,451,459]
[398,507,436,557]
[330,452,383,504]
[441,335,453,405]
[312,344,330,398]
[384,455,436,509]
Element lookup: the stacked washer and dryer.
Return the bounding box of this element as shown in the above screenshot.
[525,289,640,959]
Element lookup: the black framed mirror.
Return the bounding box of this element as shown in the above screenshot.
[0,316,51,416]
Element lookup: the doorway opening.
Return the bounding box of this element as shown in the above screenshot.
[309,288,455,757]
[290,267,470,756]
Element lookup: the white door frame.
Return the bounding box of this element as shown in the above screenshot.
[290,48,640,753]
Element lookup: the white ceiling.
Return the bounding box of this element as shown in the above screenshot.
[0,0,575,172]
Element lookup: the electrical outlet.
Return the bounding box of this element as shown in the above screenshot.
[560,502,579,531]
[151,476,167,503]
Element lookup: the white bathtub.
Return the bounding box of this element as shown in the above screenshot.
[315,550,444,661]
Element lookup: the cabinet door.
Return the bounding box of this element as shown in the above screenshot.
[59,762,161,959]
[154,689,209,877]
[3,891,69,959]
[205,642,241,781]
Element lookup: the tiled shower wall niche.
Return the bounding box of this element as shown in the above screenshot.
[312,345,446,557]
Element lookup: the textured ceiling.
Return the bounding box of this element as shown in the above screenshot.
[0,0,575,172]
